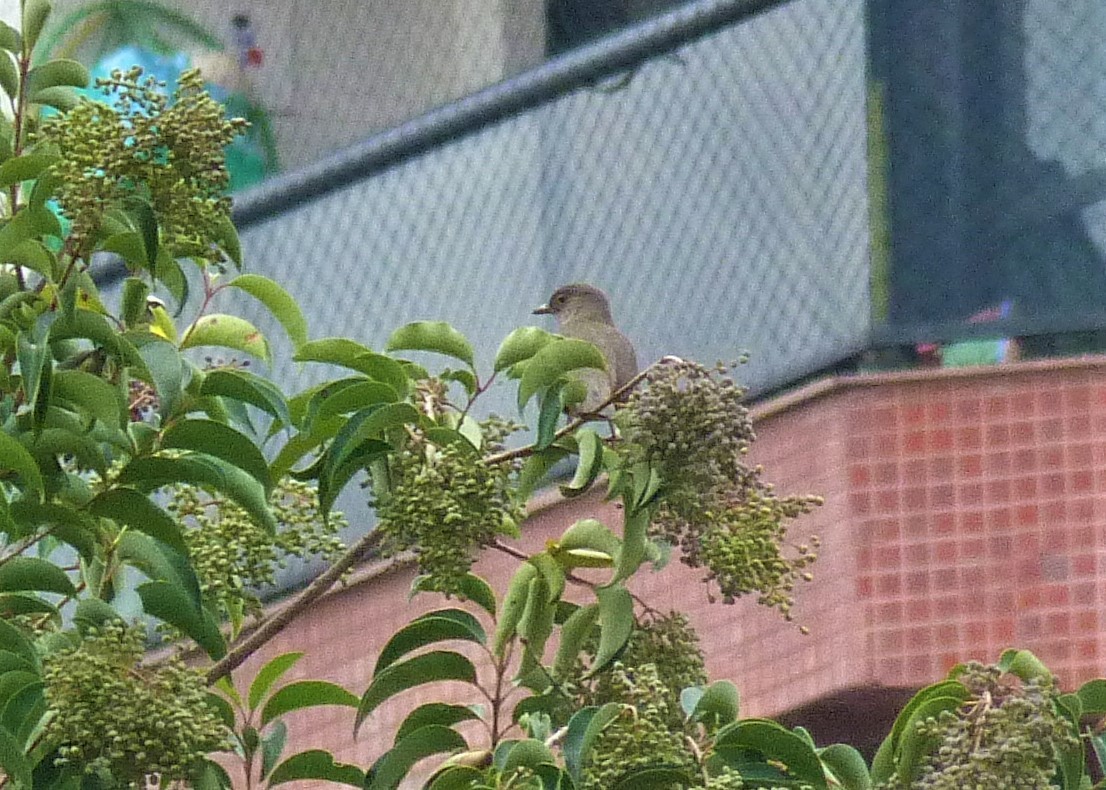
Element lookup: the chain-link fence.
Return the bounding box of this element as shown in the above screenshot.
[230,0,870,410]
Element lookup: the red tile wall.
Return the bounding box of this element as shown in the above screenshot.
[221,359,1106,786]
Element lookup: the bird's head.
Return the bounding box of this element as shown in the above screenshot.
[533,283,615,325]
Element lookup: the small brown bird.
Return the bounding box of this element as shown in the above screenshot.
[533,283,639,412]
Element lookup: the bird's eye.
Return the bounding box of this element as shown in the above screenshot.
[553,293,566,305]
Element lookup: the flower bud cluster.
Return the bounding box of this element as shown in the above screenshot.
[374,432,524,596]
[618,360,821,618]
[581,662,697,789]
[901,662,1079,789]
[39,67,247,263]
[42,620,230,786]
[579,611,707,732]
[167,477,346,618]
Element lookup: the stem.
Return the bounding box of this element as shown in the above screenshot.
[459,370,497,422]
[178,268,225,349]
[206,528,385,684]
[485,357,679,466]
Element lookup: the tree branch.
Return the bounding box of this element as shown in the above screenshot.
[205,356,682,684]
[206,528,385,684]
[484,356,680,466]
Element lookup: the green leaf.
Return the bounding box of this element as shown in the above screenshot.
[518,447,567,500]
[72,598,121,634]
[411,572,496,619]
[564,703,623,781]
[137,338,183,419]
[9,500,96,562]
[996,648,1051,682]
[356,651,478,733]
[386,321,474,368]
[212,213,241,268]
[1077,679,1106,715]
[0,431,44,499]
[260,680,358,727]
[117,531,201,605]
[52,369,125,427]
[247,652,305,712]
[493,563,538,658]
[87,487,186,553]
[375,610,486,675]
[137,580,226,659]
[227,274,308,350]
[30,85,79,112]
[26,59,89,92]
[818,743,871,790]
[0,556,74,595]
[0,52,15,99]
[535,381,563,451]
[117,453,277,534]
[518,338,607,411]
[553,603,599,680]
[0,153,57,187]
[560,428,603,497]
[587,585,633,677]
[293,338,374,369]
[120,277,151,328]
[182,314,271,364]
[557,518,622,558]
[0,724,31,790]
[260,719,287,780]
[895,695,967,785]
[325,402,419,481]
[22,0,52,51]
[268,750,364,788]
[161,418,272,492]
[0,592,58,620]
[395,704,481,744]
[308,380,399,428]
[366,725,467,790]
[425,765,485,789]
[494,326,555,372]
[200,368,291,428]
[714,719,827,789]
[0,23,18,54]
[501,739,556,775]
[612,767,696,788]
[16,331,50,414]
[610,507,648,585]
[515,574,555,675]
[0,620,35,666]
[689,680,739,727]
[5,240,57,280]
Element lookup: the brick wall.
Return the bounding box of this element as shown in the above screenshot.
[225,357,1106,784]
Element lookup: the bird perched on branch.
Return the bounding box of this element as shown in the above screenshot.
[533,283,638,413]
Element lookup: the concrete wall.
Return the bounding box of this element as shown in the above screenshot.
[217,356,1106,785]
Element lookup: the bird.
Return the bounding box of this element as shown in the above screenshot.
[533,283,638,413]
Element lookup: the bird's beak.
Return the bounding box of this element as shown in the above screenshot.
[532,304,553,315]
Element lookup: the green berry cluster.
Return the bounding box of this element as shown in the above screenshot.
[581,662,698,790]
[695,487,820,615]
[167,477,347,618]
[704,766,745,789]
[42,620,230,786]
[580,612,708,732]
[374,433,524,596]
[618,359,821,617]
[903,662,1078,789]
[618,359,755,492]
[39,67,246,263]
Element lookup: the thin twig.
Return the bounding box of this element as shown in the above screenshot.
[485,356,681,466]
[206,528,385,684]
